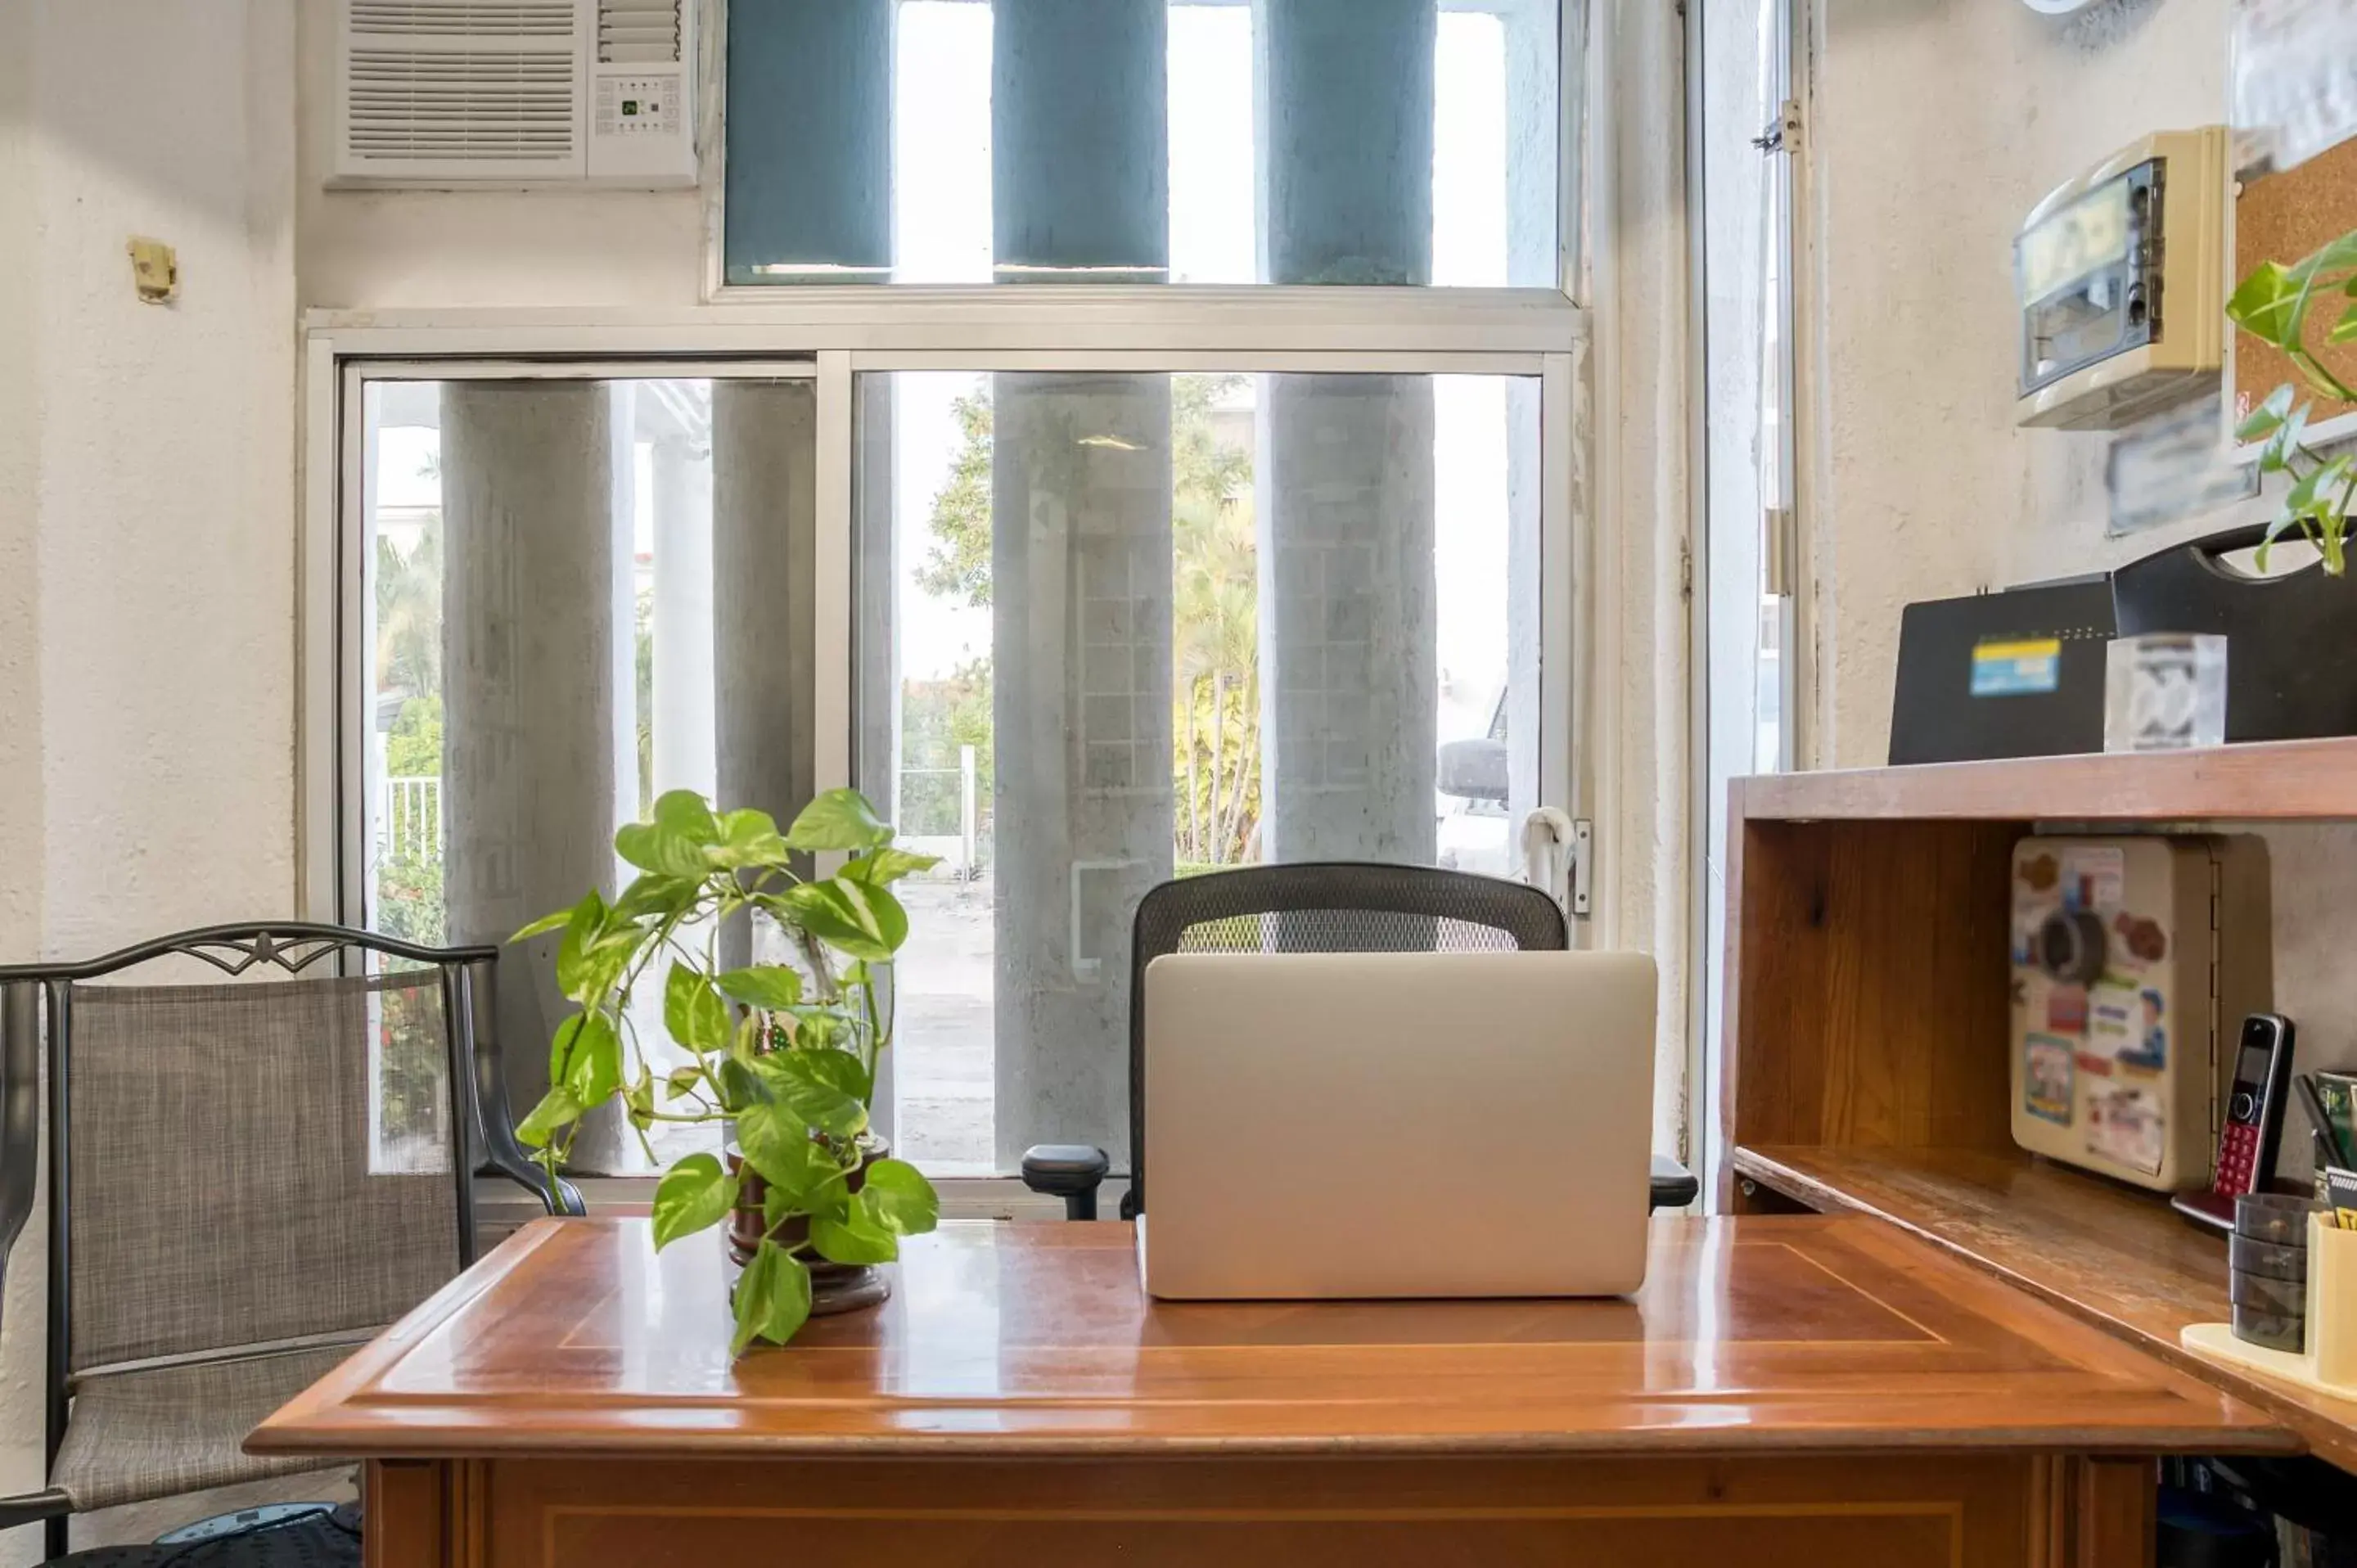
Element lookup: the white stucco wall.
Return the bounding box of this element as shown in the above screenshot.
[0,2,309,1559]
[1800,0,2357,1164]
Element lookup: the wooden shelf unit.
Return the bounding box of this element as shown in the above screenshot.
[1722,740,2357,1472]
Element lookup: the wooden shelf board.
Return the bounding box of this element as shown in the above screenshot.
[1737,737,2357,823]
[1734,1143,2357,1474]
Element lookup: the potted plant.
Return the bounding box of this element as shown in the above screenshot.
[511,786,942,1353]
[2226,224,2357,574]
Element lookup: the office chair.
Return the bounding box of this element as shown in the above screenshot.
[1020,862,1700,1221]
[0,923,583,1564]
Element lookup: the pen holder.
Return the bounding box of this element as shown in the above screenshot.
[2182,1214,2357,1396]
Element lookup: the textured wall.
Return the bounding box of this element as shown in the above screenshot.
[0,2,303,1559]
[1801,0,2357,1174]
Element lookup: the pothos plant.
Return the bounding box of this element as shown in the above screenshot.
[512,786,943,1354]
[2226,224,2357,575]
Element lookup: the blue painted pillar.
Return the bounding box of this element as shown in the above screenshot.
[724,0,893,283]
[991,0,1174,1171]
[1257,0,1440,864]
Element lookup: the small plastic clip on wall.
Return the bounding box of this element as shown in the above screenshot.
[2183,1212,2357,1397]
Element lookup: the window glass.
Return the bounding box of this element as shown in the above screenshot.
[358,376,816,1174]
[724,0,1560,288]
[857,368,1544,1174]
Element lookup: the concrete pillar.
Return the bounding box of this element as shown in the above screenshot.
[852,374,898,1145]
[440,381,624,1171]
[991,374,1174,1171]
[723,0,894,283]
[992,0,1168,282]
[992,0,1173,1169]
[712,381,818,971]
[608,385,644,836]
[651,430,716,802]
[1257,0,1440,865]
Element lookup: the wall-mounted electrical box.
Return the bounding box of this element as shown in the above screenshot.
[333,0,696,188]
[2015,127,2228,431]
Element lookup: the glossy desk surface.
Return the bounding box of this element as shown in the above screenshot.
[249,1216,2290,1461]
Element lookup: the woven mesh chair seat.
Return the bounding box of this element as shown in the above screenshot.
[51,1346,358,1512]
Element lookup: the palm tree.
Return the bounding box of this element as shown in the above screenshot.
[375,516,442,701]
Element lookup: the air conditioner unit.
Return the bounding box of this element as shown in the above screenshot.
[334,0,696,187]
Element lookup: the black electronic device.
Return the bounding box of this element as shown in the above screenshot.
[2172,1013,2297,1235]
[1888,575,2115,765]
[2112,524,2357,742]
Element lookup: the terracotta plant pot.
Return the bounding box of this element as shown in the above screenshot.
[724,1133,891,1318]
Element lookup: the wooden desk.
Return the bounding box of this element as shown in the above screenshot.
[250,1215,2289,1567]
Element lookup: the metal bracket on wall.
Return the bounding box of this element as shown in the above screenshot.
[1569,818,1593,919]
[1752,98,1803,157]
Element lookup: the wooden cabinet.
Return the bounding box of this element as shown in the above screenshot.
[1720,737,2357,1472]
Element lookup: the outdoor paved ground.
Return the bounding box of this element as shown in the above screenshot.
[891,875,997,1174]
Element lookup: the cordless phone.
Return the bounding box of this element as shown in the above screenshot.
[2171,1014,2296,1234]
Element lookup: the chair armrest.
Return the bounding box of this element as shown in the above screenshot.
[1649,1153,1699,1212]
[0,983,38,1312]
[1021,1144,1111,1221]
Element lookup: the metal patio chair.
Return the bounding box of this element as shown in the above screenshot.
[0,923,582,1561]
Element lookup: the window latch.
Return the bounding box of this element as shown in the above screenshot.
[1753,98,1802,156]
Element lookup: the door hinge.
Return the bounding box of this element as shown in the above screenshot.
[1679,537,1694,601]
[1763,506,1796,598]
[1570,818,1593,919]
[1753,98,1802,156]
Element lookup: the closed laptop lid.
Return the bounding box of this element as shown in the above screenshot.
[1139,949,1657,1301]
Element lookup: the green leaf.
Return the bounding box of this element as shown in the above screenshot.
[713,1054,768,1112]
[665,1064,705,1101]
[2332,300,2357,345]
[859,1157,940,1236]
[731,1238,813,1354]
[2288,453,2353,516]
[651,1152,740,1250]
[782,787,895,852]
[795,1044,872,1103]
[2237,383,2295,442]
[714,964,804,1010]
[664,963,732,1054]
[549,1012,623,1110]
[2262,399,2312,474]
[511,904,578,943]
[2229,260,2304,347]
[778,878,907,963]
[615,820,710,879]
[751,1050,870,1138]
[622,1068,655,1128]
[553,892,611,1002]
[735,1101,844,1199]
[710,808,791,869]
[654,789,720,846]
[611,872,701,923]
[516,1084,584,1149]
[811,1203,900,1266]
[842,846,942,887]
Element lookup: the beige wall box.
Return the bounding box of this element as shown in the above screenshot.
[2015,128,2228,430]
[2010,835,2271,1191]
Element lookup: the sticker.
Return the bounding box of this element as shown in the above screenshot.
[2113,913,2167,966]
[2087,1084,2165,1175]
[2045,984,2089,1036]
[2085,982,2139,1063]
[2117,988,2168,1072]
[2059,845,2124,913]
[2025,1034,2075,1124]
[1972,638,2062,696]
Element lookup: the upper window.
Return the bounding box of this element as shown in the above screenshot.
[723,0,1562,287]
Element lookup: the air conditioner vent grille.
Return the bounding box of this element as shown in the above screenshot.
[349,2,576,36]
[597,0,680,63]
[346,48,576,160]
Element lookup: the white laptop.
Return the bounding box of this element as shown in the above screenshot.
[1138,949,1658,1301]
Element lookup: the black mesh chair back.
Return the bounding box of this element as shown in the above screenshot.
[0,923,582,1561]
[1124,863,1567,1217]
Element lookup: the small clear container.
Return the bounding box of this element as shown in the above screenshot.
[2234,1192,2324,1244]
[2230,1231,2310,1281]
[2104,633,2227,753]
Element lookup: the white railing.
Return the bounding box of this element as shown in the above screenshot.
[379,775,444,864]
[899,745,981,876]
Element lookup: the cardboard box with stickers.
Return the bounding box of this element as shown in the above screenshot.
[2009,836,2274,1191]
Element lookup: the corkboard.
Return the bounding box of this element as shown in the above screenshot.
[2232,133,2357,427]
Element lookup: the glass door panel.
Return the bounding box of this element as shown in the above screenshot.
[855,367,1552,1175]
